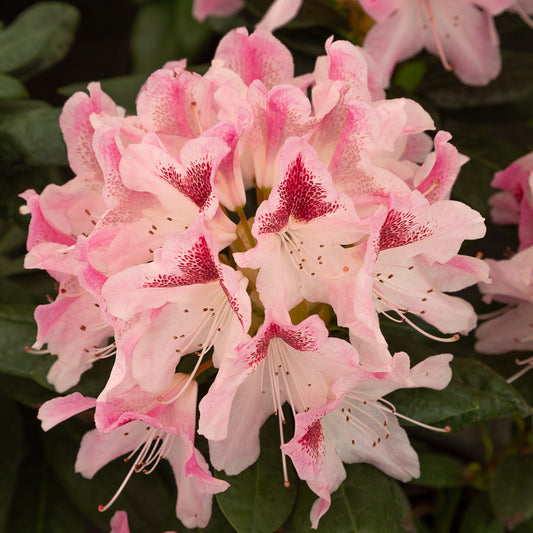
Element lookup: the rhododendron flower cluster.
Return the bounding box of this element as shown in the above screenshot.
[21,27,489,529]
[476,151,533,381]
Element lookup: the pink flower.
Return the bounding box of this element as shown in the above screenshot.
[109,511,130,533]
[192,0,244,21]
[109,511,177,533]
[199,309,360,484]
[102,217,251,392]
[489,151,533,250]
[192,0,302,32]
[349,190,488,366]
[235,136,363,318]
[476,151,533,380]
[38,372,228,529]
[476,246,533,356]
[360,0,515,86]
[283,351,453,527]
[22,26,490,530]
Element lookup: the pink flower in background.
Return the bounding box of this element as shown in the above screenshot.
[192,0,244,22]
[359,0,515,86]
[476,151,533,380]
[476,247,533,357]
[489,151,533,250]
[193,0,302,31]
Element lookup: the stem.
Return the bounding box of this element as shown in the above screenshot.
[194,359,214,379]
[236,207,256,248]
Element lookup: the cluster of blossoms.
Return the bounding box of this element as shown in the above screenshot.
[21,28,489,529]
[193,0,533,86]
[476,151,533,381]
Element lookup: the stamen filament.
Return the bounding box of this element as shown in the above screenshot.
[508,355,533,383]
[424,0,453,71]
[98,458,139,512]
[376,397,450,432]
[421,179,440,198]
[374,285,460,342]
[100,427,159,512]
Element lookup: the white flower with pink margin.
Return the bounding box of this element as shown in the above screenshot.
[199,308,360,486]
[101,216,251,393]
[38,370,228,529]
[283,351,453,528]
[235,136,365,322]
[349,190,488,367]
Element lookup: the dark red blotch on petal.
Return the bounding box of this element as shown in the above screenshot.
[143,235,220,288]
[260,154,339,234]
[378,209,432,251]
[298,419,325,460]
[247,321,318,367]
[158,157,213,209]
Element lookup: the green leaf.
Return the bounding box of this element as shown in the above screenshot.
[0,304,53,387]
[387,359,531,432]
[412,452,466,488]
[0,104,67,166]
[287,463,411,533]
[0,73,28,99]
[422,51,533,109]
[441,359,531,430]
[131,0,212,74]
[0,372,54,408]
[0,397,24,531]
[58,74,147,115]
[216,415,298,533]
[6,414,105,533]
[393,61,427,92]
[384,379,479,428]
[515,518,533,533]
[433,488,463,533]
[490,454,533,529]
[0,2,79,80]
[459,492,505,533]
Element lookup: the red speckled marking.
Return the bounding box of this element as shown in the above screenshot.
[158,157,213,209]
[298,419,325,461]
[142,235,219,288]
[259,154,339,234]
[246,321,318,368]
[378,210,432,251]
